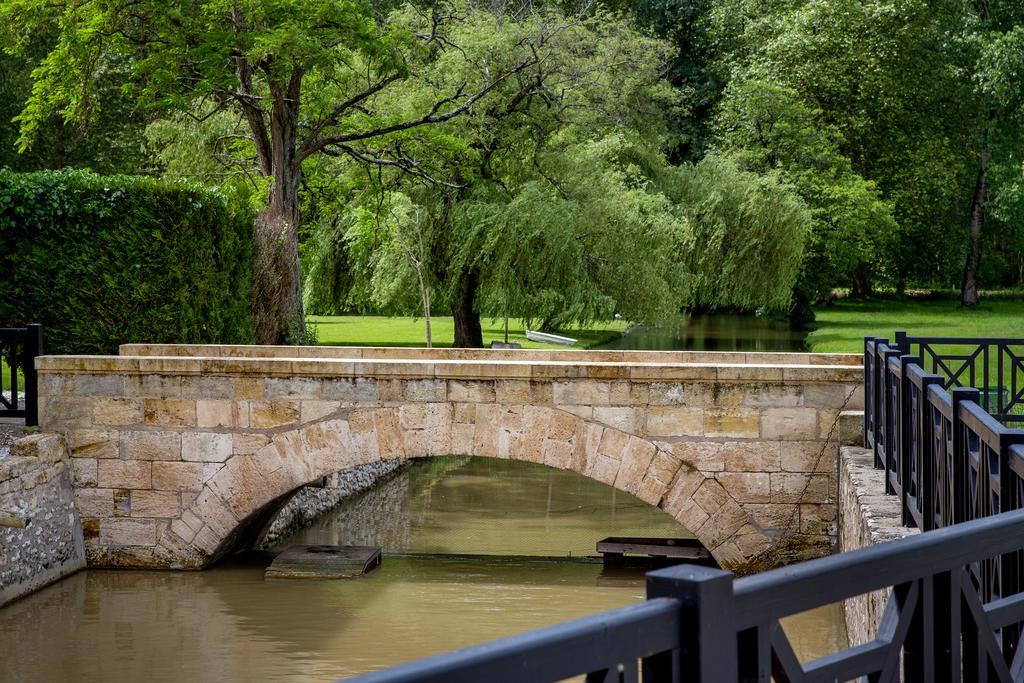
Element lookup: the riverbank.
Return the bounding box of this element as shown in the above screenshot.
[807,293,1024,353]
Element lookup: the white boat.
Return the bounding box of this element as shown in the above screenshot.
[525,330,578,346]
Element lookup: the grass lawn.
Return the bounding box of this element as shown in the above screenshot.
[307,315,629,349]
[807,293,1024,353]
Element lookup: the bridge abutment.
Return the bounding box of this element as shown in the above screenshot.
[34,346,863,572]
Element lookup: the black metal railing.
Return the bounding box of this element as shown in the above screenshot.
[346,510,1024,682]
[864,333,1024,532]
[0,323,42,426]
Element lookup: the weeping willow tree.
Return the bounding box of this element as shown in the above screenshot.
[301,3,813,345]
[660,154,811,313]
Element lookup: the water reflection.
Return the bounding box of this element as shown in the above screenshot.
[280,457,690,557]
[601,312,807,352]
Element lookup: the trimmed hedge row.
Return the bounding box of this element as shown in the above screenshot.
[0,169,253,354]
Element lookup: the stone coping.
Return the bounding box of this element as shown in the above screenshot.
[120,343,861,367]
[37,354,863,383]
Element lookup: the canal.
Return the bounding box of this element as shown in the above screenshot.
[0,457,846,681]
[600,312,808,352]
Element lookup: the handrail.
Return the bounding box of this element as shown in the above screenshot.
[344,597,683,683]
[0,323,42,426]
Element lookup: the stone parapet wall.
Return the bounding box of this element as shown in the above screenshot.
[839,446,918,646]
[0,433,85,607]
[35,348,863,572]
[120,343,862,367]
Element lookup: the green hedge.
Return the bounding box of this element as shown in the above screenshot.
[0,169,253,354]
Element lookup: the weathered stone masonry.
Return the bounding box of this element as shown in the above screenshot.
[0,433,86,608]
[36,345,863,572]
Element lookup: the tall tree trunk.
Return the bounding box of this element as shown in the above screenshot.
[252,73,305,344]
[961,147,990,308]
[851,264,873,298]
[453,269,483,348]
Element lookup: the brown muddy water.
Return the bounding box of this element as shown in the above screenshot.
[0,457,847,682]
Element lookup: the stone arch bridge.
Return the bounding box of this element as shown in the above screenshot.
[36,345,863,573]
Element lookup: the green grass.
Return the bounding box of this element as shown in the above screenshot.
[307,315,629,349]
[807,293,1024,353]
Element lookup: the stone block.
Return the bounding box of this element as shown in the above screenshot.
[68,429,119,459]
[233,377,265,400]
[771,473,833,504]
[131,490,180,518]
[72,458,98,487]
[300,401,341,423]
[741,385,802,408]
[92,398,143,426]
[838,411,864,447]
[264,377,322,400]
[152,461,220,492]
[182,376,235,399]
[593,407,640,434]
[661,467,706,518]
[716,472,770,503]
[75,488,115,518]
[780,442,835,472]
[250,401,300,429]
[647,450,682,484]
[448,380,495,403]
[614,438,656,494]
[69,373,125,396]
[645,407,704,437]
[197,400,248,429]
[552,381,610,405]
[495,380,532,403]
[760,408,818,440]
[703,408,759,439]
[100,518,157,546]
[121,430,182,461]
[182,432,233,463]
[647,382,710,406]
[123,375,181,399]
[721,442,780,472]
[232,433,271,456]
[143,399,197,427]
[321,377,378,402]
[97,460,151,489]
[672,441,724,472]
[403,379,447,402]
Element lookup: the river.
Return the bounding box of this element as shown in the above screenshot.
[600,312,808,352]
[0,457,846,681]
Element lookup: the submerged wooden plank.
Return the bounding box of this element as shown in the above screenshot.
[596,537,710,560]
[265,545,381,579]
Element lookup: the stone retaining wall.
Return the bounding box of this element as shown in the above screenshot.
[258,459,404,548]
[839,445,918,646]
[0,433,85,607]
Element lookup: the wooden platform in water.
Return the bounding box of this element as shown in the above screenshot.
[597,537,711,563]
[265,545,381,579]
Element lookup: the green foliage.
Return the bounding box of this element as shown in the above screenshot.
[713,80,897,298]
[659,154,810,312]
[0,169,253,353]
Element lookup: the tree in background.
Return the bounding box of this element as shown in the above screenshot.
[0,0,545,343]
[305,6,691,346]
[713,80,896,302]
[707,0,1024,305]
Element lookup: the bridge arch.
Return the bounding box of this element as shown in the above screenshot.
[162,403,760,570]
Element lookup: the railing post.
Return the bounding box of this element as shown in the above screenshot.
[899,355,916,526]
[919,375,943,531]
[895,329,909,354]
[646,565,735,683]
[951,387,980,524]
[23,323,41,427]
